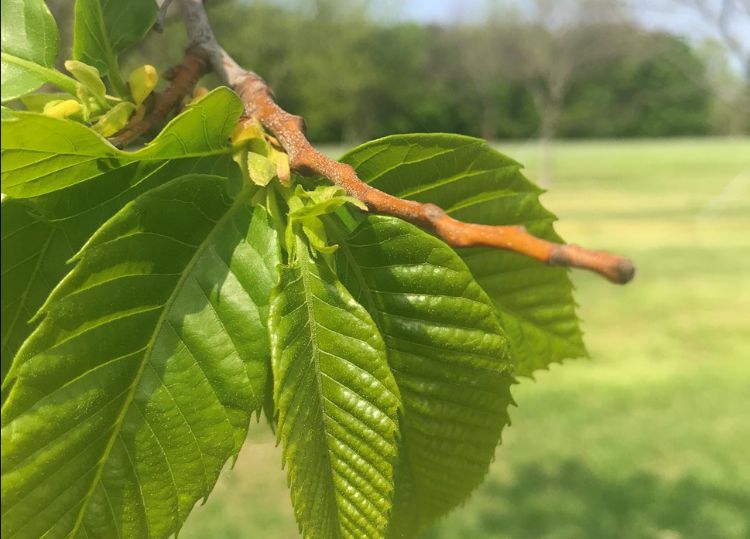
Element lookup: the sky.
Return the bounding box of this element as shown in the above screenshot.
[399,0,750,65]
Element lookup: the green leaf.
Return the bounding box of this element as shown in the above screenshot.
[0,155,235,386]
[269,233,401,539]
[64,60,108,107]
[1,199,58,383]
[246,151,278,187]
[73,0,158,90]
[0,87,243,198]
[128,64,158,106]
[1,174,280,538]
[92,102,136,136]
[1,87,242,383]
[1,112,119,198]
[340,134,587,376]
[1,0,77,101]
[134,86,243,159]
[19,92,76,111]
[42,99,83,120]
[64,59,110,119]
[331,215,513,536]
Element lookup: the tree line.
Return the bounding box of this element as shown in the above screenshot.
[47,0,750,143]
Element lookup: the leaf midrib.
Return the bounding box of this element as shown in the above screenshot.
[331,230,428,536]
[89,0,118,77]
[67,185,251,536]
[296,240,341,539]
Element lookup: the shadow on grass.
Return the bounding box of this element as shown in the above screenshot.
[425,460,749,539]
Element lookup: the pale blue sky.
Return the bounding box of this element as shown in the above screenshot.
[399,0,750,61]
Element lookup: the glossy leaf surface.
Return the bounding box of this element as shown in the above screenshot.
[1,174,279,538]
[73,0,158,81]
[0,156,233,381]
[0,87,243,198]
[333,215,514,536]
[340,134,587,376]
[0,0,64,101]
[0,88,243,380]
[269,234,400,539]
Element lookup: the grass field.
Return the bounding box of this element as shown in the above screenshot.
[181,138,750,539]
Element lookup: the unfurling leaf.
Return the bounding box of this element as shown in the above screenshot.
[285,185,366,255]
[42,99,82,120]
[128,64,158,105]
[232,118,292,185]
[64,59,109,111]
[289,185,366,219]
[302,218,338,254]
[188,86,210,105]
[231,117,265,145]
[246,149,278,187]
[93,101,136,137]
[269,144,292,185]
[19,92,75,111]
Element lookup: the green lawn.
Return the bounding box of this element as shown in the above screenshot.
[181,138,750,539]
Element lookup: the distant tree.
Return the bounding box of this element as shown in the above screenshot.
[42,0,727,141]
[696,40,750,134]
[477,0,644,182]
[632,0,749,134]
[562,33,712,137]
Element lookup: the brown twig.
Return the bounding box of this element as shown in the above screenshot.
[109,50,209,149]
[177,0,635,284]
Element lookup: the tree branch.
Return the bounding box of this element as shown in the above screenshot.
[176,0,635,284]
[109,50,209,149]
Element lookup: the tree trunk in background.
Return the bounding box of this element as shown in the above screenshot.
[535,96,561,188]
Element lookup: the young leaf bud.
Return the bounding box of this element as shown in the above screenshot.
[64,60,109,109]
[42,99,82,120]
[128,65,159,106]
[93,102,136,137]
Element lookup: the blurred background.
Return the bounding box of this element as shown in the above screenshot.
[48,0,750,146]
[49,0,749,537]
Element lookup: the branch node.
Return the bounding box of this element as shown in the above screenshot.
[423,203,446,221]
